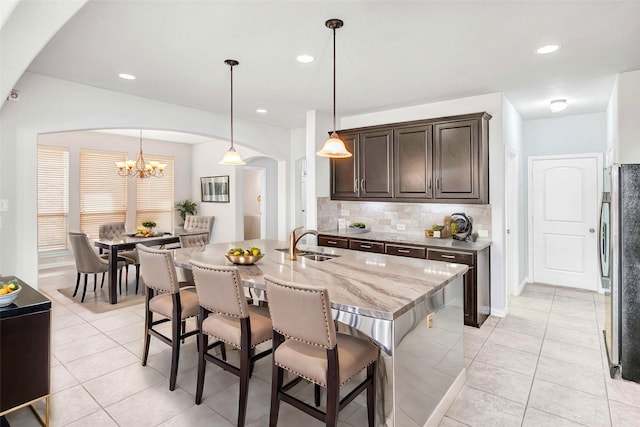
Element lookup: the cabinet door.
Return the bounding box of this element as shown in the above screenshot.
[318,235,349,249]
[359,129,393,198]
[433,119,481,201]
[349,239,385,253]
[394,125,433,199]
[464,267,477,326]
[330,132,359,199]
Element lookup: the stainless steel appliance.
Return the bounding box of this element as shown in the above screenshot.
[601,164,640,381]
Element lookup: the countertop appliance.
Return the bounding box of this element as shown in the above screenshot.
[451,212,473,241]
[601,164,640,381]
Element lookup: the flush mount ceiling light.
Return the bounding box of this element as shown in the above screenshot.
[118,73,136,80]
[536,44,560,54]
[550,99,568,112]
[256,108,268,114]
[219,59,246,166]
[296,54,315,63]
[316,18,352,159]
[115,130,166,178]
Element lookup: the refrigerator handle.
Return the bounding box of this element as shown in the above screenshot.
[598,198,609,289]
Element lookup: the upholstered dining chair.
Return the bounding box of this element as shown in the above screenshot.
[68,232,127,302]
[182,215,214,240]
[178,232,210,249]
[264,276,379,427]
[99,222,141,294]
[190,261,272,427]
[137,244,200,391]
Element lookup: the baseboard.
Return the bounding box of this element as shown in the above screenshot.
[515,278,528,296]
[425,369,466,427]
[491,307,508,317]
[39,260,75,270]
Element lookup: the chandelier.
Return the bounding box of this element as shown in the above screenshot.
[115,130,166,178]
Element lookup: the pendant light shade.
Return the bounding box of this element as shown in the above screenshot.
[219,59,246,165]
[317,18,352,159]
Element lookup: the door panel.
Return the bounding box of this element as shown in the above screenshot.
[532,157,599,290]
[360,129,393,198]
[394,125,432,199]
[433,119,480,199]
[330,132,359,198]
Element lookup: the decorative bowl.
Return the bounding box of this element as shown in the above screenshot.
[225,253,264,265]
[0,284,22,307]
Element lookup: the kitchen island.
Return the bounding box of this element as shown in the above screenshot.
[174,239,467,427]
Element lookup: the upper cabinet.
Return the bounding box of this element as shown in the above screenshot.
[330,112,491,204]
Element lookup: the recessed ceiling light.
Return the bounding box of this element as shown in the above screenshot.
[256,108,267,114]
[536,44,560,54]
[550,99,568,112]
[296,54,315,63]
[118,73,136,80]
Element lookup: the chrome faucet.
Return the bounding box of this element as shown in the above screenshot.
[289,226,319,260]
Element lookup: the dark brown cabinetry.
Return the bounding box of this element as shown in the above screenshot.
[1,277,51,424]
[318,234,490,327]
[349,239,385,253]
[330,112,490,204]
[330,132,359,198]
[394,125,433,200]
[433,118,488,202]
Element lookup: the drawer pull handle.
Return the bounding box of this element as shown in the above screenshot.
[327,240,337,244]
[440,254,456,259]
[397,249,411,253]
[360,244,372,249]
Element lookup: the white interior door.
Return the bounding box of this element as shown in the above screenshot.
[531,155,600,290]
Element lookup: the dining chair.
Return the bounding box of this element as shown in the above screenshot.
[264,276,379,427]
[179,232,209,248]
[137,244,200,391]
[190,261,272,427]
[182,215,214,240]
[68,232,127,302]
[99,222,141,294]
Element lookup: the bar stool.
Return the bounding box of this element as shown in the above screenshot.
[264,276,379,427]
[191,261,273,427]
[137,244,200,391]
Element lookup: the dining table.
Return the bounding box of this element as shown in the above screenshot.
[174,238,468,426]
[94,233,180,304]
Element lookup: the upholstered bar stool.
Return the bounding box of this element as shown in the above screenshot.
[137,244,200,391]
[264,276,379,427]
[190,261,272,427]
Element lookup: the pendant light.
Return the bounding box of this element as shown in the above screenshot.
[316,18,352,159]
[219,59,246,165]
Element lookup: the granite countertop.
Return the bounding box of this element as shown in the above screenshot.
[318,229,492,251]
[174,239,468,321]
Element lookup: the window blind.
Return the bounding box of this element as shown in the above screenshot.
[136,155,174,231]
[80,149,127,239]
[37,145,69,251]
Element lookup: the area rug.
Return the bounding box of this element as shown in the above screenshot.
[57,284,145,313]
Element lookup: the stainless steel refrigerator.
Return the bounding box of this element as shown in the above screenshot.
[601,164,640,381]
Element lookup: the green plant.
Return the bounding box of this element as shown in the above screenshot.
[141,221,157,228]
[175,199,198,221]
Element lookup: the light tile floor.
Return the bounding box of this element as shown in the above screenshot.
[5,270,640,426]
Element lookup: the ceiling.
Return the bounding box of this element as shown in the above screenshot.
[27,1,640,130]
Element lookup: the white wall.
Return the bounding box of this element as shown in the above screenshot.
[606,76,618,166]
[501,97,526,286]
[614,69,640,163]
[339,93,508,315]
[0,72,291,287]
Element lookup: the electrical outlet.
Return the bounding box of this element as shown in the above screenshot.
[477,229,489,237]
[396,223,406,231]
[341,209,349,216]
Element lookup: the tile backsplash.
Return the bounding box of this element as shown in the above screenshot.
[317,197,492,238]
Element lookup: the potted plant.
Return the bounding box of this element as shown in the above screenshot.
[175,199,198,223]
[141,221,157,233]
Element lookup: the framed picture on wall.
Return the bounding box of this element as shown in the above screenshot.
[201,175,230,203]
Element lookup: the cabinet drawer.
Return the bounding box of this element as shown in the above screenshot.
[426,248,474,266]
[349,239,385,253]
[386,244,426,259]
[318,236,349,249]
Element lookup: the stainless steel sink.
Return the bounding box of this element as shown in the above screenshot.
[275,248,340,261]
[300,253,338,262]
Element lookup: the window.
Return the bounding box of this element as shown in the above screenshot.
[136,155,174,231]
[37,145,69,251]
[80,149,127,239]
